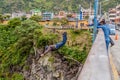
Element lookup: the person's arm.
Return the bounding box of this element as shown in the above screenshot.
[108,26,111,35]
[98,22,101,26]
[97,25,103,28]
[88,24,94,26]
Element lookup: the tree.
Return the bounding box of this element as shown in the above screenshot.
[0,14,4,23]
[0,20,43,79]
[52,18,60,22]
[30,15,42,22]
[8,18,21,28]
[52,18,60,26]
[60,18,68,26]
[21,15,27,21]
[84,15,89,20]
[67,14,72,18]
[3,14,11,20]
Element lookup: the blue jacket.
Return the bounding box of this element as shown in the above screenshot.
[88,22,101,27]
[97,24,111,41]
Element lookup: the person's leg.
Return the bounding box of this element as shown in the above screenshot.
[109,37,114,47]
[55,42,64,49]
[41,45,56,57]
[43,46,51,55]
[55,32,67,49]
[106,40,110,50]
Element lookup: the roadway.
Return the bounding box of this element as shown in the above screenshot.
[110,30,120,78]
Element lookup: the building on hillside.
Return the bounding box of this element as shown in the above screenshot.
[42,12,54,20]
[26,14,32,18]
[54,11,67,19]
[11,11,26,18]
[109,8,116,22]
[84,9,94,19]
[68,20,89,30]
[115,5,120,24]
[75,8,94,20]
[30,9,41,16]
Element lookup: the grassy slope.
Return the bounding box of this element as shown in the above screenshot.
[0,20,92,79]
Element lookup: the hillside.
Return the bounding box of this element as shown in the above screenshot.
[0,18,92,80]
[0,0,120,14]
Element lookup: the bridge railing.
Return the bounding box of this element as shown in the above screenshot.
[77,29,112,80]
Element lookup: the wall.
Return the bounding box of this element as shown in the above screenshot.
[39,20,89,30]
[77,29,112,80]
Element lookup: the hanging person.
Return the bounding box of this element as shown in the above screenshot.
[40,32,67,56]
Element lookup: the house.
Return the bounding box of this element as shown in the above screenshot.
[109,8,116,22]
[30,9,41,16]
[26,14,32,18]
[68,19,89,30]
[11,11,26,18]
[54,11,67,19]
[115,5,120,24]
[42,12,54,20]
[77,6,94,20]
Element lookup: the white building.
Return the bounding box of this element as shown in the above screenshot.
[108,4,120,23]
[116,5,120,24]
[30,9,41,16]
[109,8,116,22]
[11,11,26,18]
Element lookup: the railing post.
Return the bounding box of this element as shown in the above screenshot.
[93,0,99,42]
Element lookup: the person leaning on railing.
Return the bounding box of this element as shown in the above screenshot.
[97,19,114,50]
[87,19,114,50]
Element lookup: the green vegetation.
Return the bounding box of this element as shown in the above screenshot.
[0,17,92,79]
[59,45,87,63]
[0,0,120,14]
[60,18,68,26]
[30,15,42,22]
[0,14,11,23]
[8,18,21,28]
[0,14,4,23]
[12,73,24,80]
[58,30,92,63]
[0,19,58,79]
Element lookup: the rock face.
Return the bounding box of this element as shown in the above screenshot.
[23,52,82,80]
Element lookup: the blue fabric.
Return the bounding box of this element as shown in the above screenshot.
[106,40,110,50]
[97,24,111,49]
[55,33,67,49]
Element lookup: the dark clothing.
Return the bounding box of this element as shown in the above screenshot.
[110,37,114,46]
[44,32,67,54]
[55,33,67,49]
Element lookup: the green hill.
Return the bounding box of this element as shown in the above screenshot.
[0,18,92,79]
[0,0,120,14]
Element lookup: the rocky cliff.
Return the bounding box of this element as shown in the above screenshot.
[23,51,82,80]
